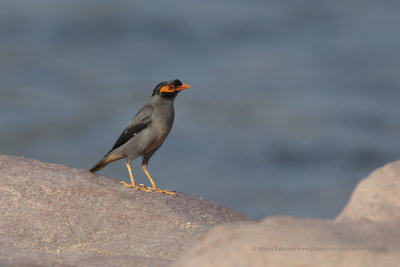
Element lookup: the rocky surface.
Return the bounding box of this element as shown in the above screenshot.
[3,155,399,267]
[175,160,400,267]
[0,155,253,266]
[336,159,400,222]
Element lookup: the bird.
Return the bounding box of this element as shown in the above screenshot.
[89,79,190,195]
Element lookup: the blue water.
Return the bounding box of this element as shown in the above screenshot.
[1,1,400,220]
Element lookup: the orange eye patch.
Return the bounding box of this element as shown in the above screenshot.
[160,85,175,93]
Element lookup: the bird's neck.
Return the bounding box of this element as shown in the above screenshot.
[149,94,175,106]
[160,91,178,100]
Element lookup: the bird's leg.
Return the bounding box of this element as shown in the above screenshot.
[120,160,151,192]
[142,164,175,196]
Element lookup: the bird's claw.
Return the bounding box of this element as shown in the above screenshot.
[119,181,151,192]
[119,181,175,195]
[148,186,176,196]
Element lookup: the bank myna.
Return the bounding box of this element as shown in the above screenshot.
[90,79,190,195]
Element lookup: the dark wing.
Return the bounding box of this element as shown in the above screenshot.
[107,105,154,154]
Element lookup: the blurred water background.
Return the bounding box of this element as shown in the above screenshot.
[1,1,400,220]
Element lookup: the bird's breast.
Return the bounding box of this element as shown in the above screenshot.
[151,107,174,138]
[141,105,174,151]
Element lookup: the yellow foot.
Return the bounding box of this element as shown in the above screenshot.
[119,181,151,192]
[148,187,176,196]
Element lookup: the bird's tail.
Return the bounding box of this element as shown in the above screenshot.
[89,159,107,173]
[89,153,124,173]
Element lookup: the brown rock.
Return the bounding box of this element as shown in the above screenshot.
[175,160,400,267]
[0,155,253,266]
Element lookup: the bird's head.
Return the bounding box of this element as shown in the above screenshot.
[152,79,190,98]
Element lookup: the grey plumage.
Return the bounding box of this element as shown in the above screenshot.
[90,79,190,195]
